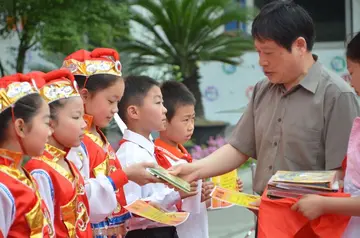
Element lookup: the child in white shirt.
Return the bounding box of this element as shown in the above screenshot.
[154,81,210,238]
[116,76,197,238]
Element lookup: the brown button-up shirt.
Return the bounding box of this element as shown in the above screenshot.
[229,59,360,194]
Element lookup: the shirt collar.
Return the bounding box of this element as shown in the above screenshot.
[299,55,322,94]
[123,129,154,155]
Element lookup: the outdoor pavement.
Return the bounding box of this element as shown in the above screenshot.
[208,168,256,238]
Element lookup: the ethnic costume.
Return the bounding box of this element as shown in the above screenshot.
[0,74,55,237]
[25,69,92,237]
[64,49,130,237]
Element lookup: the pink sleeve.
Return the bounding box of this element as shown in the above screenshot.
[345,117,360,188]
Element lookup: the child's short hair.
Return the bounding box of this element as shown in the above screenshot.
[161,81,196,121]
[118,75,160,123]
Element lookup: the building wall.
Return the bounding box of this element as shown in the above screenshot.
[352,0,360,33]
[198,49,349,125]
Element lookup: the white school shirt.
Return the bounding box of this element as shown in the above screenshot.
[160,149,209,238]
[116,129,181,231]
[66,142,118,223]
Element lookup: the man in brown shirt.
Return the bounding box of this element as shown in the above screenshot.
[171,1,359,195]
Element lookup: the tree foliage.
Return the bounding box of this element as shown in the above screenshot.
[0,0,130,74]
[118,0,255,118]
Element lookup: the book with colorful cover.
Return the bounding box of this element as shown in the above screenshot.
[270,170,338,190]
[124,200,190,226]
[210,186,260,210]
[148,166,191,193]
[209,170,238,210]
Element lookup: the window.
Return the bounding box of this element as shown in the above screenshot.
[225,0,248,32]
[254,0,346,42]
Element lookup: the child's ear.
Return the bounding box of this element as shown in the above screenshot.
[80,88,90,103]
[14,118,26,138]
[127,105,139,120]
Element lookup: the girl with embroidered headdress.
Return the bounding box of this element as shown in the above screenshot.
[25,69,92,237]
[0,73,54,237]
[63,48,159,237]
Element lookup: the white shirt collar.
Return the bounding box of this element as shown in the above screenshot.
[123,129,154,155]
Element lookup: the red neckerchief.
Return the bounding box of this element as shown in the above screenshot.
[154,138,192,163]
[154,138,194,212]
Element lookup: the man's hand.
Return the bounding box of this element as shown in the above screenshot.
[201,181,214,202]
[236,178,244,192]
[123,162,161,186]
[168,163,199,182]
[178,181,198,199]
[291,194,326,220]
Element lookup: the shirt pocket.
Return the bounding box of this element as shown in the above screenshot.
[283,124,321,168]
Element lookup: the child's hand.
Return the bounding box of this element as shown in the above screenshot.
[201,181,214,202]
[123,162,160,185]
[236,178,244,192]
[291,194,325,220]
[179,181,198,199]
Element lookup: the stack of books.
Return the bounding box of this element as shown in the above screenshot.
[267,170,339,199]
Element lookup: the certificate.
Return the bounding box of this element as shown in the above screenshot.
[209,170,238,209]
[210,186,260,210]
[125,200,190,226]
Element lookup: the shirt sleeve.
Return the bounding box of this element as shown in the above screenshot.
[30,170,55,224]
[228,82,259,158]
[116,144,181,210]
[0,183,15,237]
[84,175,119,223]
[67,145,118,223]
[324,92,360,170]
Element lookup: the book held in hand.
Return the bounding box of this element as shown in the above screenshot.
[148,166,191,193]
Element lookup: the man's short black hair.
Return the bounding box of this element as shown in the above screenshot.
[251,0,315,52]
[161,81,196,121]
[118,75,159,123]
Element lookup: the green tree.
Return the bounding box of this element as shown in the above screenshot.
[0,0,130,75]
[118,0,255,119]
